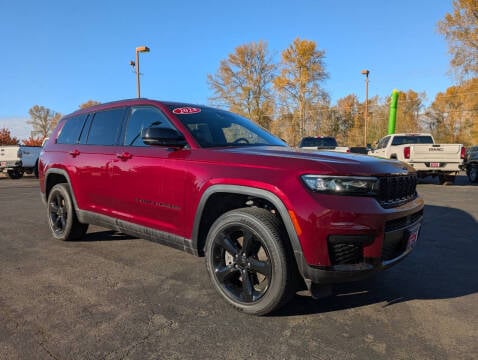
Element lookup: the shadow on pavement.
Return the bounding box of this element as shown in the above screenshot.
[79,230,137,242]
[274,203,478,317]
[418,173,476,186]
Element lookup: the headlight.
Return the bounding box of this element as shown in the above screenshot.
[301,175,379,196]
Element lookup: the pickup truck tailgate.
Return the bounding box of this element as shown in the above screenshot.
[410,144,463,161]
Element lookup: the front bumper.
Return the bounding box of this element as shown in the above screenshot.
[297,213,423,285]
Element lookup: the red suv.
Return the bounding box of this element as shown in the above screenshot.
[39,99,424,315]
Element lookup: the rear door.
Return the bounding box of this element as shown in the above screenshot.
[74,107,126,215]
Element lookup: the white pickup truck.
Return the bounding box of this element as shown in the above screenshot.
[0,145,42,179]
[370,133,465,184]
[298,136,350,152]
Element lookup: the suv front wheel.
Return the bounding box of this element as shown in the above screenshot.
[205,207,295,315]
[47,183,88,241]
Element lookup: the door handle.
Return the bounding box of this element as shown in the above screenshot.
[116,152,133,161]
[69,149,80,157]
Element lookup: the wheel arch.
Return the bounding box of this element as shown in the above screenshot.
[192,185,304,269]
[44,169,79,210]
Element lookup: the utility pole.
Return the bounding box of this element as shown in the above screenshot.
[361,69,370,147]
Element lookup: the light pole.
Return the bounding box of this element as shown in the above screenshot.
[131,46,150,98]
[361,69,370,147]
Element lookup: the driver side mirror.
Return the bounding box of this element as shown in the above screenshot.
[141,127,187,148]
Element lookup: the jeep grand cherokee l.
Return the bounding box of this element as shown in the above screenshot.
[39,98,424,315]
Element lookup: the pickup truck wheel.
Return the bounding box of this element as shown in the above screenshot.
[7,170,24,179]
[468,166,478,183]
[438,174,455,185]
[205,207,295,315]
[47,183,88,241]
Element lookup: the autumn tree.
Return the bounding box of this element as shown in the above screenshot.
[79,100,101,109]
[28,105,61,138]
[425,78,478,144]
[21,136,45,146]
[329,94,361,145]
[0,128,19,145]
[394,90,425,133]
[438,0,478,80]
[274,38,329,145]
[208,41,275,129]
[366,96,390,145]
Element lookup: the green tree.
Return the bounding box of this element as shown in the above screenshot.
[274,38,329,144]
[0,128,19,145]
[27,105,61,138]
[207,41,275,129]
[437,0,478,79]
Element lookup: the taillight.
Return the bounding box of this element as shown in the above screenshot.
[404,146,410,159]
[461,146,466,159]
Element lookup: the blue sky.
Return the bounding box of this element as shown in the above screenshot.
[0,0,454,139]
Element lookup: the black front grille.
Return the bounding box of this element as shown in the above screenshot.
[327,235,373,265]
[328,243,363,265]
[377,174,418,208]
[385,209,423,232]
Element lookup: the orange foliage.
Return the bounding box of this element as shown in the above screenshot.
[22,136,45,146]
[0,128,19,145]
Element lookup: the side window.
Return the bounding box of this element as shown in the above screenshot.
[124,106,175,146]
[377,136,390,149]
[86,108,125,146]
[56,115,86,144]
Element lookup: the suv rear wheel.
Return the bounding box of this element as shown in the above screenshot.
[47,183,88,241]
[205,207,295,315]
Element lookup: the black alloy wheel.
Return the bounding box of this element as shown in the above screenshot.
[47,183,88,241]
[212,226,272,303]
[205,207,296,315]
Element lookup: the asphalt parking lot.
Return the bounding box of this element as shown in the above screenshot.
[0,174,477,360]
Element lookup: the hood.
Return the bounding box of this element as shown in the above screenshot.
[213,146,413,176]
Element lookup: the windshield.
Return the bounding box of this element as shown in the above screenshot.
[167,105,287,148]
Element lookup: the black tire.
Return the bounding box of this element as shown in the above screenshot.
[47,183,88,241]
[468,166,478,183]
[34,160,39,178]
[7,169,24,179]
[205,207,296,315]
[438,174,455,185]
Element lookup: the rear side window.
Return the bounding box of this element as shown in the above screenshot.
[86,108,126,145]
[56,115,86,144]
[391,136,434,145]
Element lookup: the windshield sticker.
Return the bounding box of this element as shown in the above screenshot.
[172,107,201,114]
